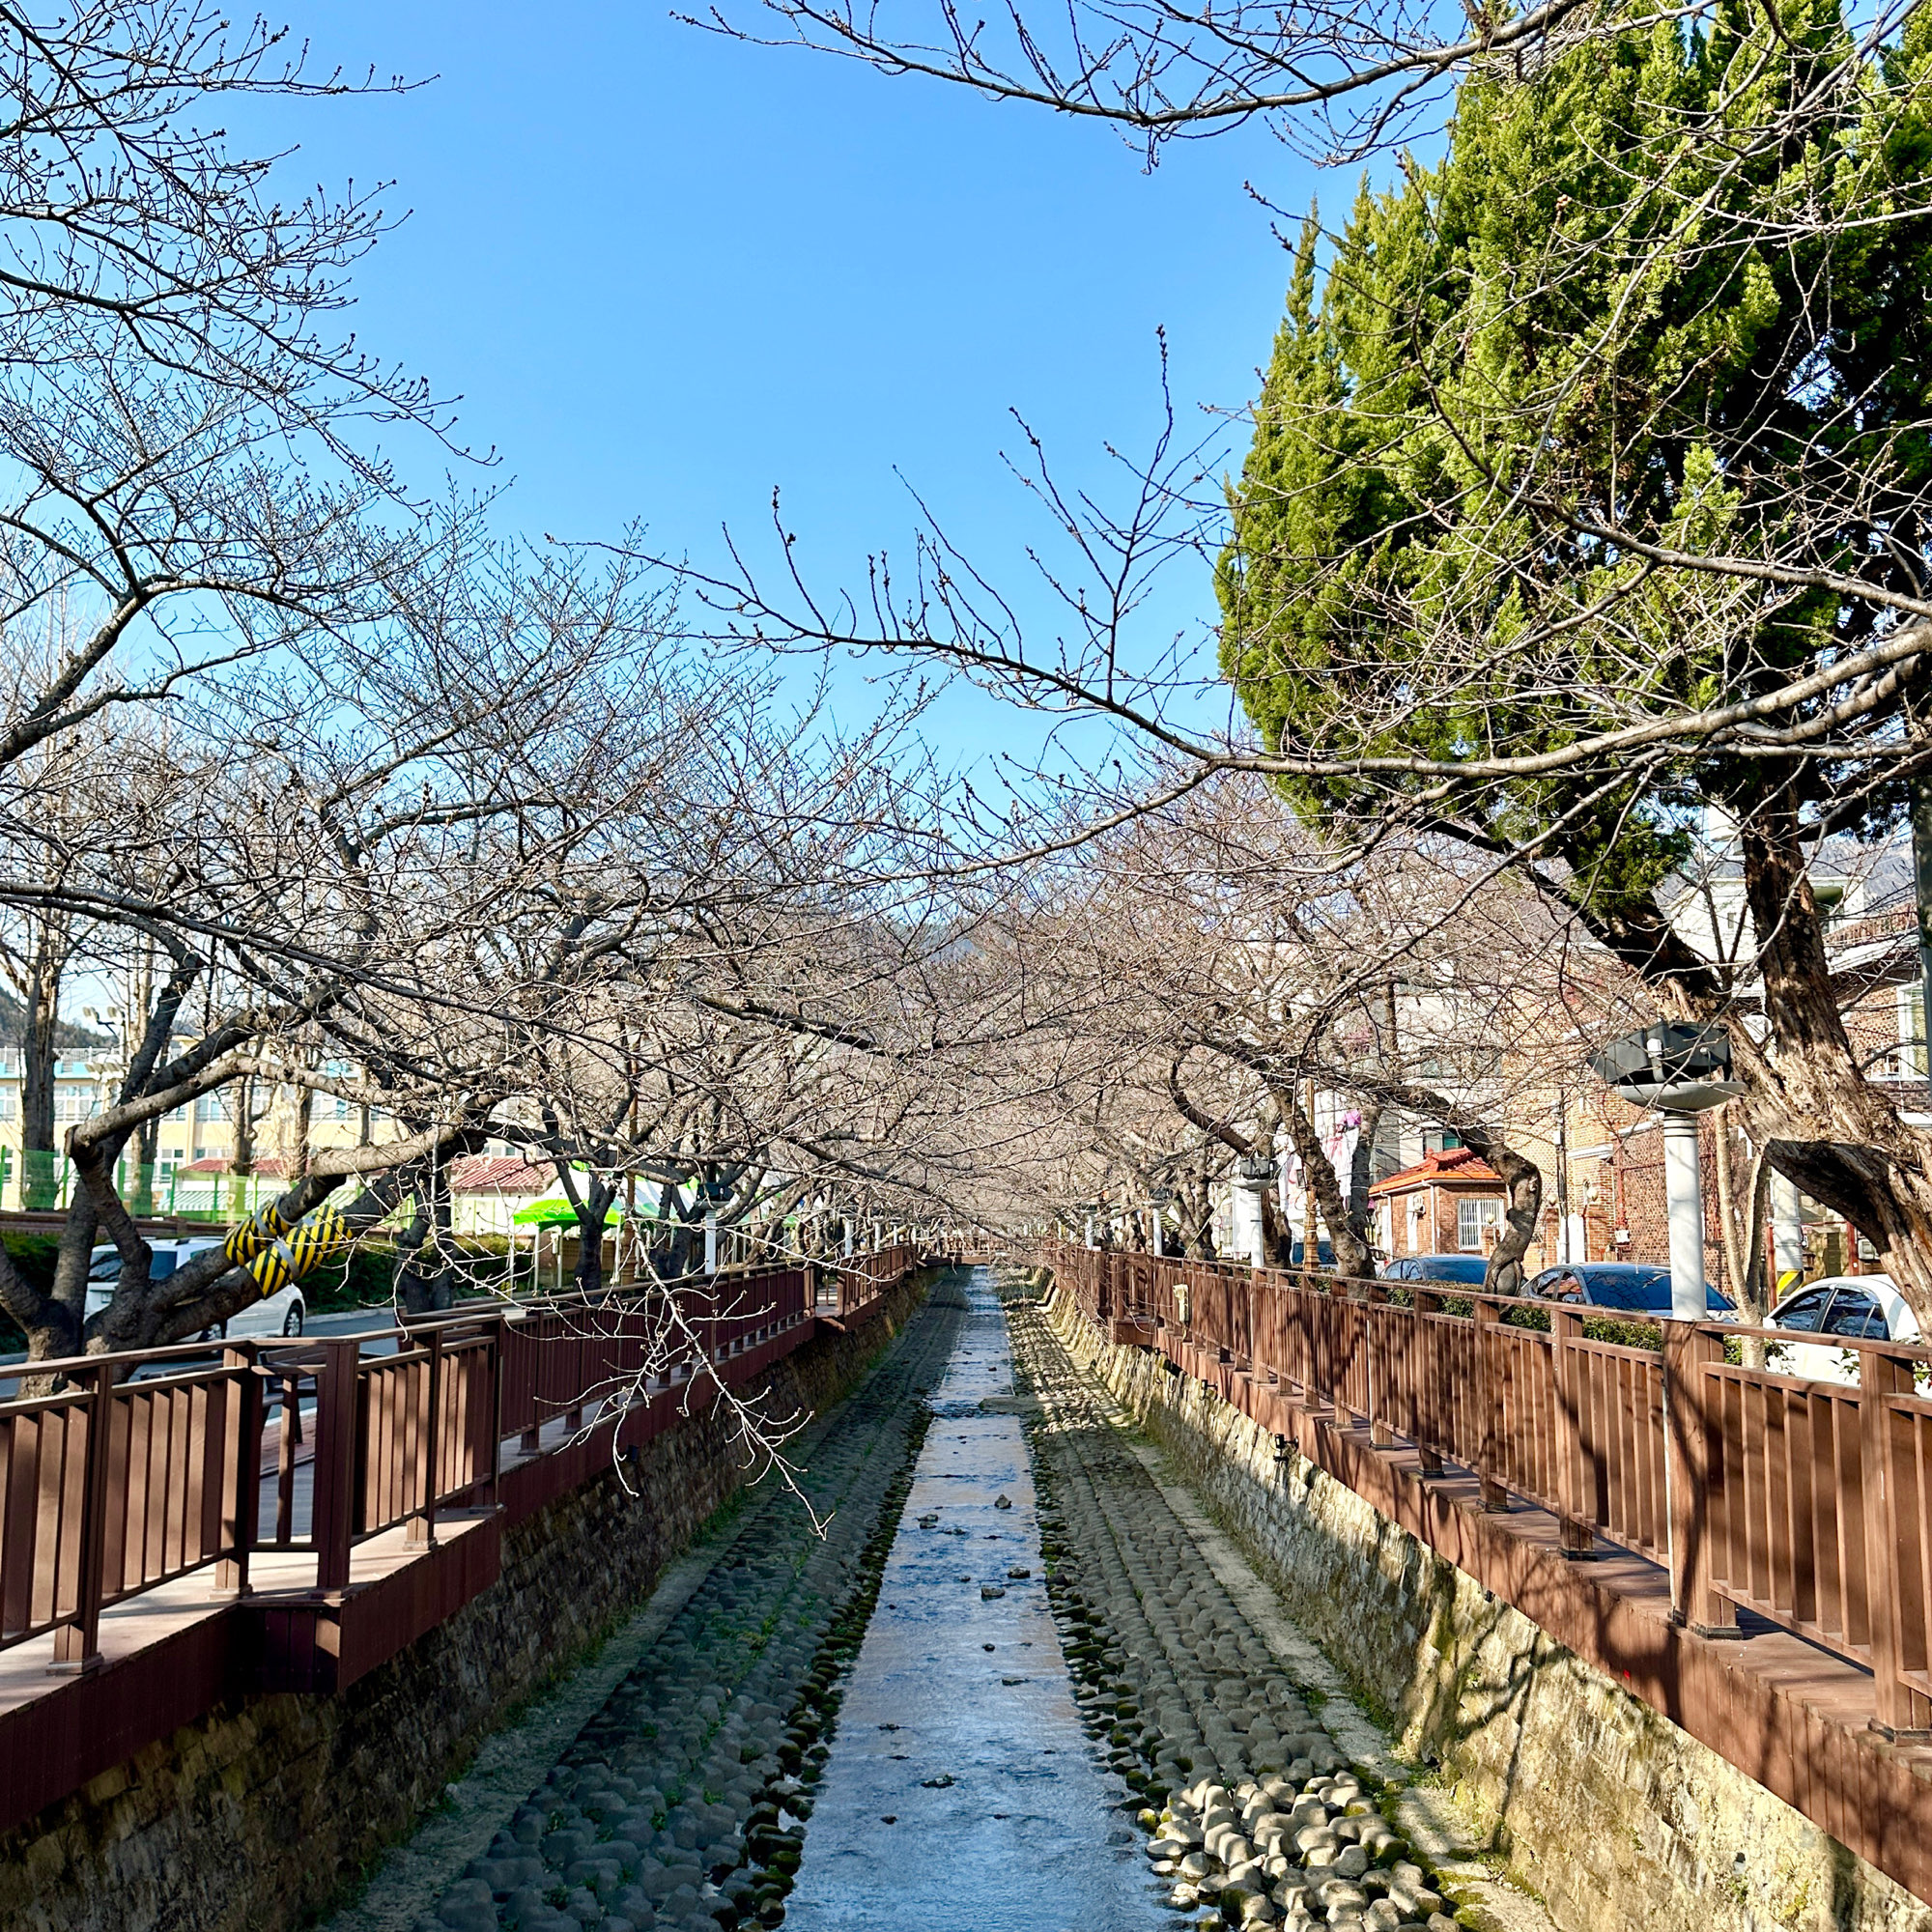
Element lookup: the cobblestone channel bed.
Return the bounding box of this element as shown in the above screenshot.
[327,1283,970,1932]
[336,1271,1551,1932]
[1005,1281,1554,1932]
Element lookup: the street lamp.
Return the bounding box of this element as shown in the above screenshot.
[1233,1154,1274,1268]
[1587,1023,1744,1320]
[1148,1187,1175,1258]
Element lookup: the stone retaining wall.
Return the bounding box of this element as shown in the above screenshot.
[1,1276,929,1932]
[1042,1281,1932,1932]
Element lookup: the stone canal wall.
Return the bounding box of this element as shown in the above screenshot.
[1041,1278,1932,1932]
[0,1275,928,1932]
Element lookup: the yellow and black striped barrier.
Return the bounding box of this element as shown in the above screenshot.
[243,1202,355,1298]
[222,1199,295,1266]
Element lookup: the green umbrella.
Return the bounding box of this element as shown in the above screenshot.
[512,1197,624,1228]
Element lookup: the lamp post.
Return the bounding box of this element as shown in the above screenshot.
[1148,1188,1174,1258]
[1587,1023,1745,1320]
[1233,1155,1273,1268]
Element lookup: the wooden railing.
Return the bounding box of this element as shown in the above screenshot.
[1044,1240,1932,1736]
[0,1254,900,1675]
[820,1243,919,1320]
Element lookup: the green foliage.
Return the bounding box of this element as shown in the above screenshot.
[0,1231,58,1348]
[1220,0,1932,907]
[296,1236,516,1313]
[1,1230,59,1297]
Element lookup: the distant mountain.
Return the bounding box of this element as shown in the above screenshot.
[0,989,114,1051]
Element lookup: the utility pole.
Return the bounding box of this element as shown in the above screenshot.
[1914,773,1932,1083]
[1551,1092,1571,1264]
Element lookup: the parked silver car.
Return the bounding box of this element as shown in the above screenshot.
[86,1238,306,1340]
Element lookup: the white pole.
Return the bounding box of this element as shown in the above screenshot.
[1662,1111,1708,1320]
[1771,1168,1804,1290]
[1233,1173,1268,1268]
[704,1209,718,1274]
[1083,1214,1094,1249]
[842,1219,854,1259]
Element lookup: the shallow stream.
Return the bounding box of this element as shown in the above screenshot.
[782,1270,1164,1929]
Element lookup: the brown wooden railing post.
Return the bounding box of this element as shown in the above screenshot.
[312,1339,360,1595]
[1472,1299,1510,1512]
[213,1344,263,1599]
[484,1315,506,1509]
[1662,1321,1738,1634]
[48,1362,114,1674]
[1550,1308,1594,1556]
[1366,1283,1392,1446]
[1411,1290,1445,1475]
[410,1328,443,1548]
[1861,1349,1932,1736]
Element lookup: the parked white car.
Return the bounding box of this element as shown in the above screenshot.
[86,1239,306,1341]
[1765,1274,1918,1383]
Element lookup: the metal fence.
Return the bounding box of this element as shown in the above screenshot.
[1044,1240,1932,1736]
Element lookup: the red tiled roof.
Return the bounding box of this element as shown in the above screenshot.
[443,1154,553,1195]
[178,1155,291,1177]
[175,1152,553,1192]
[1367,1147,1503,1196]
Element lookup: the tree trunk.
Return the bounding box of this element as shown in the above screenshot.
[1468,1135,1542,1295]
[19,920,62,1208]
[1350,1103,1383,1259]
[394,1172,453,1314]
[1276,1084,1374,1277]
[574,1180,616,1295]
[229,1071,255,1218]
[1718,806,1932,1328]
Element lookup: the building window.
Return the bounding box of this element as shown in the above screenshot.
[1898,983,1926,1080]
[193,1090,229,1124]
[1457,1198,1502,1252]
[0,1090,14,1121]
[55,1085,92,1122]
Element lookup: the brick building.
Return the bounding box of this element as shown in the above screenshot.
[1369,1148,1508,1261]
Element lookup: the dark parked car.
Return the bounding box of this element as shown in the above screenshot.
[1380,1254,1491,1286]
[1523,1263,1731,1317]
[1288,1239,1336,1267]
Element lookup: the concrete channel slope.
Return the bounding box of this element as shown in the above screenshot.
[328,1269,1550,1932]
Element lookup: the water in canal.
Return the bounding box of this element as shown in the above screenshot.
[782,1271,1168,1931]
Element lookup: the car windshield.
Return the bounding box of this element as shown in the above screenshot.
[1775,1289,1833,1331]
[1417,1257,1489,1283]
[1580,1267,1672,1311]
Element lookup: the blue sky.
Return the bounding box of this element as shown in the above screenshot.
[277,1,1320,764]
